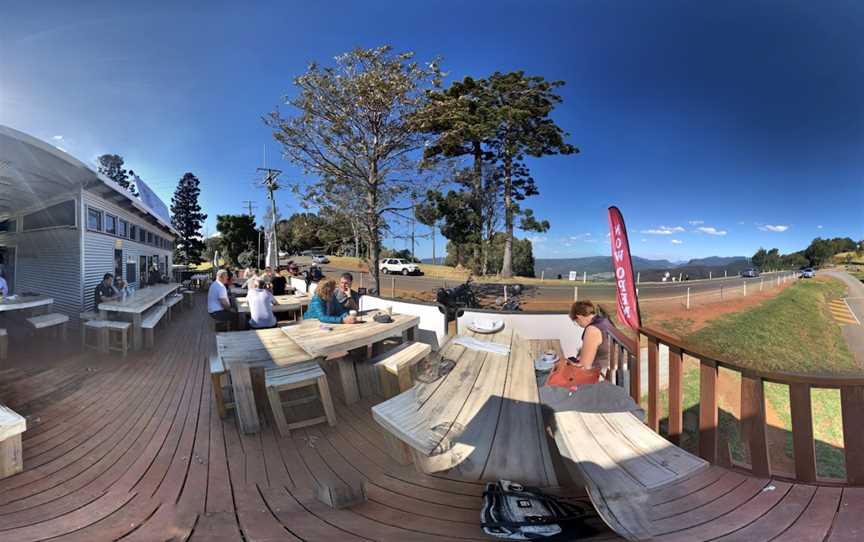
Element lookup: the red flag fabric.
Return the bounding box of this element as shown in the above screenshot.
[608,206,642,330]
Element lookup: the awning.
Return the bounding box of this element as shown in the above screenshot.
[0,125,178,236]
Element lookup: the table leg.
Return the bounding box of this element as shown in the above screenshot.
[338,347,363,405]
[230,363,260,433]
[407,325,416,342]
[131,313,143,350]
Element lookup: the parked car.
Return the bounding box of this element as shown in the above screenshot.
[741,268,760,278]
[311,254,329,265]
[379,258,422,275]
[800,268,816,278]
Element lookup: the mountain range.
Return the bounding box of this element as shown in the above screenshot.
[533,256,749,278]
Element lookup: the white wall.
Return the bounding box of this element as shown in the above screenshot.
[359,295,448,350]
[457,310,584,357]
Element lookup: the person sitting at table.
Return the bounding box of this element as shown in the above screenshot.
[303,279,356,324]
[0,272,8,297]
[333,272,359,314]
[114,277,131,296]
[241,268,259,290]
[270,268,288,296]
[207,269,236,322]
[546,300,614,389]
[247,278,279,329]
[94,273,120,306]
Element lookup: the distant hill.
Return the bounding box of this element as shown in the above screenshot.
[533,256,677,278]
[684,256,748,267]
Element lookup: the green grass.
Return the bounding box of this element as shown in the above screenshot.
[684,279,856,375]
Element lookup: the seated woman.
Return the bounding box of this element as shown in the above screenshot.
[303,279,356,324]
[546,300,614,388]
[246,278,278,329]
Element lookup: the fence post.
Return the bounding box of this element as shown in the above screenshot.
[583,272,587,284]
[760,278,763,292]
[743,281,747,297]
[574,287,578,301]
[637,272,641,284]
[678,272,682,282]
[391,276,395,298]
[720,286,724,300]
[709,271,712,280]
[724,269,727,278]
[686,287,690,309]
[541,271,545,281]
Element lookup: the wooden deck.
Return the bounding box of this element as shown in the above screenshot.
[0,296,617,541]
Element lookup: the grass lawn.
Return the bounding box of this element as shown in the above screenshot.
[652,278,856,479]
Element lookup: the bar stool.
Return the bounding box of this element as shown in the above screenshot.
[82,320,108,353]
[209,354,235,418]
[265,361,336,437]
[103,321,131,357]
[79,311,100,349]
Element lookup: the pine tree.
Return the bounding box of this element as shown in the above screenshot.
[96,154,138,196]
[170,173,207,265]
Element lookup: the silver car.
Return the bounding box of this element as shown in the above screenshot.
[800,268,815,278]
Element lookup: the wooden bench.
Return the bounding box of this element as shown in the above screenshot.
[140,305,167,349]
[265,361,336,438]
[0,404,26,478]
[26,313,69,341]
[165,294,183,321]
[545,384,708,541]
[0,328,7,361]
[209,354,235,418]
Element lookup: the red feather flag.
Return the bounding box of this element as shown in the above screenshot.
[608,206,642,331]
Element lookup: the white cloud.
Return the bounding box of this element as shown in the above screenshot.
[688,220,704,225]
[527,235,547,244]
[759,224,789,232]
[697,226,727,236]
[737,221,745,225]
[641,225,685,235]
[568,233,597,244]
[671,239,683,245]
[641,238,648,242]
[52,135,63,140]
[817,225,823,229]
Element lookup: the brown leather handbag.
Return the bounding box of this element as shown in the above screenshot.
[545,361,601,389]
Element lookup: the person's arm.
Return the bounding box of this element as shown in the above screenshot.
[576,326,603,368]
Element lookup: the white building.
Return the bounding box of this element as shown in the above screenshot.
[0,125,177,323]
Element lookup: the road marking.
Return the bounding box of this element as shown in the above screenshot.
[843,298,861,325]
[829,299,860,326]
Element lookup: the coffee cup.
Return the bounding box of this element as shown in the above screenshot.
[349,310,357,317]
[385,305,393,316]
[542,350,556,362]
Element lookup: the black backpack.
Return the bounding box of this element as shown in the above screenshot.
[481,480,594,540]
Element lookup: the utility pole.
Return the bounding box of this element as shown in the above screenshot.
[257,167,282,270]
[410,192,416,262]
[241,200,256,218]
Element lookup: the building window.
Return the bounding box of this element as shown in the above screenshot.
[147,231,153,245]
[87,207,103,231]
[129,224,137,240]
[22,200,76,231]
[118,219,128,238]
[105,214,117,235]
[139,228,146,243]
[0,219,16,233]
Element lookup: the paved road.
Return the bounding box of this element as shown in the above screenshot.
[293,256,792,303]
[823,270,864,364]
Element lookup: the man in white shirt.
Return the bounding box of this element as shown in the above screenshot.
[208,269,234,322]
[246,278,278,329]
[0,274,7,296]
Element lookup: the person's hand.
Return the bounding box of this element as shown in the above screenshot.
[342,315,357,324]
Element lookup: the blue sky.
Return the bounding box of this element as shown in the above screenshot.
[2,1,862,261]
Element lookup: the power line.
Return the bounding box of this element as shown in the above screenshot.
[241,200,257,217]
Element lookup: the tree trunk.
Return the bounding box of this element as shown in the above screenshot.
[501,150,514,278]
[472,140,483,275]
[431,222,436,265]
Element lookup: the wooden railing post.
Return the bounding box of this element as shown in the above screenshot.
[698,359,718,463]
[841,385,864,484]
[647,336,660,431]
[741,372,770,477]
[629,343,641,405]
[668,346,683,445]
[789,383,816,483]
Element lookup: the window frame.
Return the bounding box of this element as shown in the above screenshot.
[105,214,117,235]
[118,219,128,238]
[87,207,103,232]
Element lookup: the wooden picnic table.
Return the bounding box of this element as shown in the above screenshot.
[281,312,419,406]
[0,294,53,314]
[372,327,558,487]
[216,328,318,434]
[235,293,310,329]
[98,283,180,350]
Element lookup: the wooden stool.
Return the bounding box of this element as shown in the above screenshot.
[0,328,7,361]
[104,321,131,357]
[82,321,109,353]
[265,361,336,438]
[26,313,69,341]
[79,311,100,349]
[0,404,26,479]
[209,354,235,418]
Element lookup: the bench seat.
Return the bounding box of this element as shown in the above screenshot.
[546,383,708,541]
[0,404,26,478]
[0,328,6,360]
[140,306,167,349]
[26,313,69,341]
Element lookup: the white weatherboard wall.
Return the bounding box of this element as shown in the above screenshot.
[82,190,173,311]
[457,310,582,357]
[0,192,82,319]
[289,277,317,296]
[359,295,448,350]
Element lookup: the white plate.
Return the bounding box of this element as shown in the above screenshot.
[468,319,504,334]
[534,356,559,371]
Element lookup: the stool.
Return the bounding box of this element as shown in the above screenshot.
[265,361,336,438]
[209,354,235,418]
[26,313,69,341]
[103,321,131,357]
[0,329,7,361]
[79,311,100,348]
[83,321,108,353]
[182,290,194,309]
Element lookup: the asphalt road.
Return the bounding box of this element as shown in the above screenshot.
[293,257,792,303]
